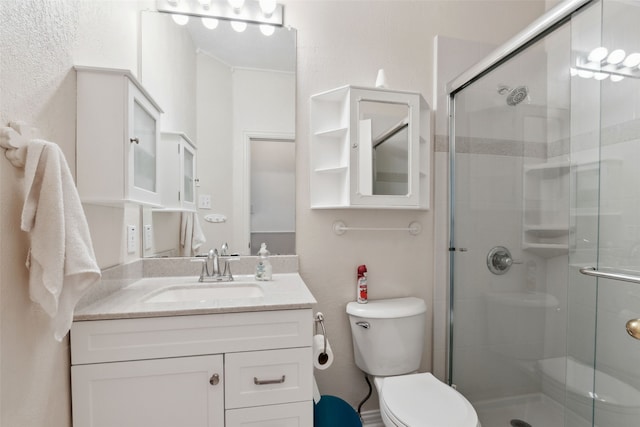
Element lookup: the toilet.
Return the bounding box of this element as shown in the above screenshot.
[346,297,479,427]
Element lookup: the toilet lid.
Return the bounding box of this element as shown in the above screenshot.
[379,373,478,427]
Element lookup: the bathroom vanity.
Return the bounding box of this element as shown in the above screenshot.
[70,273,316,427]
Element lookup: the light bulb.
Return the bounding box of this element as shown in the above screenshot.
[199,0,211,9]
[172,14,189,25]
[230,20,247,32]
[594,72,609,80]
[260,24,275,36]
[202,17,219,29]
[587,46,608,62]
[259,0,277,16]
[570,67,578,76]
[228,0,245,10]
[623,52,640,68]
[577,69,594,79]
[606,49,626,65]
[610,74,624,82]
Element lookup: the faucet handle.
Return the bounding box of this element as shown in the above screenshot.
[220,242,229,256]
[191,258,207,282]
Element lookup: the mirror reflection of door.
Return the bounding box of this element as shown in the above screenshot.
[358,100,410,196]
[249,138,295,255]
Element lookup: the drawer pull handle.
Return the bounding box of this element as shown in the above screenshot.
[254,375,286,385]
[130,137,140,144]
[209,373,220,386]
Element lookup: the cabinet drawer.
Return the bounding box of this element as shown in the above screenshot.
[225,347,312,409]
[71,309,312,365]
[226,401,312,427]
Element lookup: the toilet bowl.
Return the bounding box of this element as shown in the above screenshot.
[346,297,479,427]
[375,373,479,427]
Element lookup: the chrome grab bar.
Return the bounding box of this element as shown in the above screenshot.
[579,267,640,285]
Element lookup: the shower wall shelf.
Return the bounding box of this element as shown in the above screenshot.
[522,161,570,258]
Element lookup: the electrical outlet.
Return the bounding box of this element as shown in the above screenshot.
[199,194,212,209]
[144,224,153,250]
[127,225,137,254]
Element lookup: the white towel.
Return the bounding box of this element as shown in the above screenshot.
[21,140,101,341]
[180,212,206,256]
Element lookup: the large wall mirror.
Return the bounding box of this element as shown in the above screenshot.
[139,10,296,257]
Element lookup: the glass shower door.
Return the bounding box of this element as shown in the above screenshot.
[450,20,572,427]
[570,1,640,426]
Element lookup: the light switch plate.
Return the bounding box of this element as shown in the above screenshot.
[127,225,137,254]
[199,194,212,209]
[144,224,153,250]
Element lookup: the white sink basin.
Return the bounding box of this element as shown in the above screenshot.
[143,282,264,304]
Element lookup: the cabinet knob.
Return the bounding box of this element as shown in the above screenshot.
[130,137,140,144]
[209,373,220,386]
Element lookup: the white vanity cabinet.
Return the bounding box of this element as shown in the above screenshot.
[70,309,313,427]
[76,66,163,207]
[159,132,197,211]
[310,85,430,209]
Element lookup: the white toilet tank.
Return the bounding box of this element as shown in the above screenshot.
[346,297,427,376]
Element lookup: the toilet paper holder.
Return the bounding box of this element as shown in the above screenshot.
[314,312,328,356]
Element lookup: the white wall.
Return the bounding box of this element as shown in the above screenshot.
[0,1,547,424]
[284,0,546,409]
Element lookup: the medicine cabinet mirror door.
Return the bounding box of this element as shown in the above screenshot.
[352,91,420,207]
[129,90,160,203]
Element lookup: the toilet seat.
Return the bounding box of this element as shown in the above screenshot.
[378,373,478,427]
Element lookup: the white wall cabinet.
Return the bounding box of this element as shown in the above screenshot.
[159,132,197,211]
[310,85,430,209]
[70,309,313,427]
[76,66,163,206]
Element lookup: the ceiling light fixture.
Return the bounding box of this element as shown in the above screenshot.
[157,0,284,27]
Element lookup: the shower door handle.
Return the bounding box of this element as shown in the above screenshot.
[579,267,640,285]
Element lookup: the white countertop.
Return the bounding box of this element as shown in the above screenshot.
[74,273,316,321]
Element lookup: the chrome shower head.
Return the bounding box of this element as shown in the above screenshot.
[506,85,529,106]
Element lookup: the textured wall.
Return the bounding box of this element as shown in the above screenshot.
[0,1,145,425]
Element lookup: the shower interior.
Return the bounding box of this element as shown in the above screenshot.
[448,1,640,427]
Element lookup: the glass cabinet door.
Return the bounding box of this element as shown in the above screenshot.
[182,144,195,205]
[133,99,157,193]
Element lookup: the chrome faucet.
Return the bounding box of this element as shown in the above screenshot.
[195,247,235,282]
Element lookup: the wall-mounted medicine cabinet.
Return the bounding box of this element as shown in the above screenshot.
[158,132,197,211]
[310,85,430,209]
[76,66,163,207]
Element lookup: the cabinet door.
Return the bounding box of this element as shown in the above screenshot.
[127,80,162,206]
[226,401,313,427]
[71,354,223,427]
[181,141,197,210]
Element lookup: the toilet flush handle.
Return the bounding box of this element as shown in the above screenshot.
[356,321,370,329]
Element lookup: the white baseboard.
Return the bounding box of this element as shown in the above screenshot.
[361,409,384,427]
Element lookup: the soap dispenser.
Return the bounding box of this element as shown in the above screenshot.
[255,243,272,281]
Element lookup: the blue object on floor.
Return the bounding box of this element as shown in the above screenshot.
[314,395,362,427]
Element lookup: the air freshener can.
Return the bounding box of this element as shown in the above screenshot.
[357,264,368,303]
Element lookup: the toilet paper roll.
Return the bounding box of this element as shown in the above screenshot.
[313,334,334,370]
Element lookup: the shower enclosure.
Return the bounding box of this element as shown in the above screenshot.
[448,0,640,426]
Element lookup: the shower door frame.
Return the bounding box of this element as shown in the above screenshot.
[446,0,595,384]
